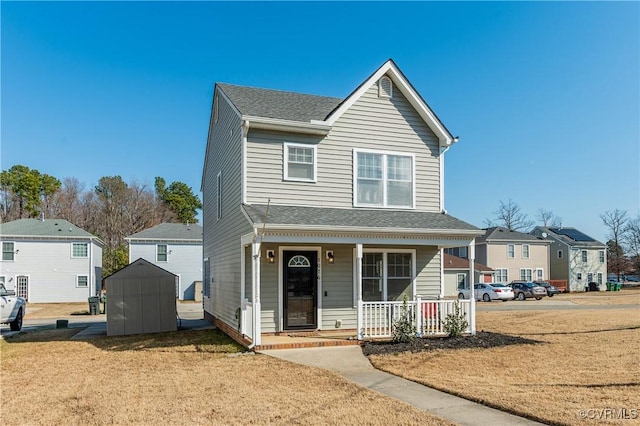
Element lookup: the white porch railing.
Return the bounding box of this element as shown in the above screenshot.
[359,298,473,340]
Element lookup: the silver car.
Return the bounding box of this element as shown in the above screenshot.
[458,283,514,302]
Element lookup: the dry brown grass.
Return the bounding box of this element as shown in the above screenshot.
[370,308,640,425]
[25,302,93,319]
[561,288,640,305]
[1,328,452,425]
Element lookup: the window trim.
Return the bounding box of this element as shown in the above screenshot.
[2,242,15,261]
[522,244,530,259]
[581,250,588,263]
[507,244,515,259]
[536,268,544,280]
[283,142,317,183]
[76,274,89,288]
[597,272,603,285]
[353,248,416,305]
[599,250,605,263]
[353,148,415,209]
[71,242,89,259]
[157,244,168,262]
[458,246,468,258]
[456,273,468,290]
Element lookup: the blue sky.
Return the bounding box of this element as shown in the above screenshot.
[2,1,638,243]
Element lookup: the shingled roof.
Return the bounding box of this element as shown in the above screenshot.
[217,83,343,123]
[126,223,202,242]
[477,227,548,243]
[443,253,494,272]
[0,218,99,240]
[242,204,480,233]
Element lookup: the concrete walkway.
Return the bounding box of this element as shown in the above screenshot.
[261,346,544,426]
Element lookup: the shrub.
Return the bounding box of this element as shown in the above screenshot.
[392,295,417,343]
[443,301,469,337]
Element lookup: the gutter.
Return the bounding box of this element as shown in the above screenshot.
[250,223,484,236]
[242,115,331,136]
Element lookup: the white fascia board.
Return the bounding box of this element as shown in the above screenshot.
[251,222,483,237]
[243,115,331,135]
[322,60,454,146]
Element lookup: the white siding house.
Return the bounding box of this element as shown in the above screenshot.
[0,218,103,303]
[202,60,483,349]
[125,223,203,300]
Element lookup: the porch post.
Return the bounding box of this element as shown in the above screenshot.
[252,241,262,347]
[469,240,476,335]
[356,243,363,340]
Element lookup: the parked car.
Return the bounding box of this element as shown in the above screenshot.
[0,283,26,331]
[534,280,561,297]
[458,283,514,302]
[508,281,547,301]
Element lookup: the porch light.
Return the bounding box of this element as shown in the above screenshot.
[326,250,335,264]
[266,250,275,264]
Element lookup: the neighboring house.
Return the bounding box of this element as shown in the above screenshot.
[0,218,103,303]
[473,227,550,284]
[201,59,483,348]
[443,253,494,297]
[125,223,203,300]
[531,226,606,292]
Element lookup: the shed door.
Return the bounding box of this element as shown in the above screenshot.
[283,251,317,330]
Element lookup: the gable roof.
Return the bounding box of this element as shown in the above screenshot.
[125,223,202,242]
[534,226,605,248]
[217,83,342,123]
[443,253,494,272]
[242,204,480,235]
[477,227,549,243]
[104,258,177,281]
[0,218,100,242]
[213,59,455,145]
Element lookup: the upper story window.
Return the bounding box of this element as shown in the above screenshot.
[507,244,515,259]
[599,250,605,263]
[284,143,316,182]
[581,250,588,263]
[458,246,468,258]
[378,76,393,98]
[522,244,530,259]
[354,150,414,208]
[2,242,15,261]
[157,244,168,262]
[72,242,88,258]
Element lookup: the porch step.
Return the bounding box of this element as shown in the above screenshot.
[254,339,361,351]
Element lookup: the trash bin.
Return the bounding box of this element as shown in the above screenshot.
[615,283,621,292]
[88,296,100,315]
[606,282,612,291]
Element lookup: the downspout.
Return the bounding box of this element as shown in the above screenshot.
[242,120,249,205]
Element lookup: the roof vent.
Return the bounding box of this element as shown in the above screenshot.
[378,76,392,98]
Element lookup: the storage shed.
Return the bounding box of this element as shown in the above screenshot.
[106,258,177,336]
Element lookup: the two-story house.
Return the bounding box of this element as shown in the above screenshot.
[0,218,103,302]
[473,227,550,284]
[531,226,606,292]
[201,59,482,348]
[125,223,203,300]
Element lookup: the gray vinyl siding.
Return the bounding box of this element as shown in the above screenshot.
[129,242,202,300]
[320,244,357,330]
[0,239,102,303]
[202,92,252,327]
[246,80,441,212]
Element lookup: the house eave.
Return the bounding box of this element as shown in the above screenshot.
[243,115,331,135]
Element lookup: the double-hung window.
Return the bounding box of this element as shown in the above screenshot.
[507,244,515,259]
[495,269,508,282]
[599,250,605,263]
[76,275,88,288]
[359,250,415,302]
[284,143,316,182]
[2,242,15,261]
[72,243,88,258]
[520,268,532,281]
[522,244,530,259]
[581,250,588,263]
[157,245,168,262]
[354,150,414,208]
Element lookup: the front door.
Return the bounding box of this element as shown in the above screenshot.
[283,251,317,330]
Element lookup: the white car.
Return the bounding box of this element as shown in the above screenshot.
[1,283,26,331]
[458,283,514,302]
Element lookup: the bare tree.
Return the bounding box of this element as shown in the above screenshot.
[601,209,629,281]
[485,199,534,231]
[626,216,640,278]
[536,208,562,227]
